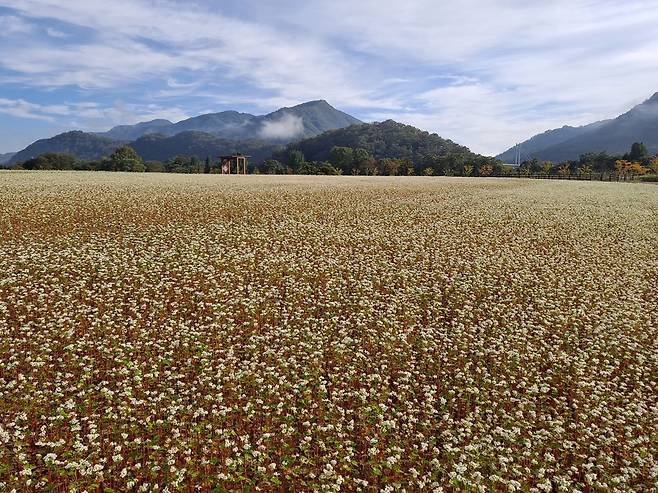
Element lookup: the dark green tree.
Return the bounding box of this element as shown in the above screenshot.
[204,157,211,174]
[262,159,286,174]
[167,156,190,173]
[190,156,201,173]
[287,150,306,171]
[353,148,378,175]
[145,161,165,173]
[628,142,648,161]
[527,158,542,174]
[131,161,146,172]
[73,160,95,171]
[399,158,415,176]
[328,146,354,173]
[380,158,401,176]
[317,162,340,175]
[297,161,319,175]
[22,153,75,170]
[108,146,142,172]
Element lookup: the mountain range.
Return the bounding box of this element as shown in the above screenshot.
[9,93,658,166]
[8,100,361,165]
[97,100,361,141]
[0,152,15,165]
[497,92,658,162]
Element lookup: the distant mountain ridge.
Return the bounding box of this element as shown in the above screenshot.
[97,100,361,142]
[98,119,172,141]
[10,100,362,164]
[0,152,15,165]
[497,92,658,162]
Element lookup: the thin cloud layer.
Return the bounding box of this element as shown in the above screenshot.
[0,0,657,154]
[259,113,304,141]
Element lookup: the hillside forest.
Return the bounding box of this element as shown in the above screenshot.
[6,123,658,181]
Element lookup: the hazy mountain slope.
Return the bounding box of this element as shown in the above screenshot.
[532,94,658,161]
[9,132,120,164]
[496,120,609,162]
[9,130,282,165]
[92,100,362,142]
[254,100,362,141]
[98,119,173,141]
[163,111,256,138]
[0,152,15,165]
[497,93,658,162]
[129,132,282,164]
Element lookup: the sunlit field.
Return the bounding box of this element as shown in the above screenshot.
[1,172,657,492]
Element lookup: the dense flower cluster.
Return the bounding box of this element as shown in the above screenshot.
[1,172,657,492]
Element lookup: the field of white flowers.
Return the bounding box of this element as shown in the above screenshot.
[0,172,656,492]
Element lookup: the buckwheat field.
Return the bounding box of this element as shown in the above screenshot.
[0,172,657,493]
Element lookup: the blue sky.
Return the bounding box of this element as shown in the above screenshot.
[1,0,658,155]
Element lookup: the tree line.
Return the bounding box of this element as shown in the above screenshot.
[10,147,213,174]
[261,146,505,176]
[6,145,503,176]
[6,141,658,180]
[516,142,658,181]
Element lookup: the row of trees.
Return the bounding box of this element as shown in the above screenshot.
[11,146,506,177]
[10,142,658,179]
[261,146,505,176]
[517,143,658,178]
[14,148,217,174]
[17,148,146,172]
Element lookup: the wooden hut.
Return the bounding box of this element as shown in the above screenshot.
[220,154,250,174]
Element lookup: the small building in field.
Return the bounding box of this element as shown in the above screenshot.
[220,154,250,174]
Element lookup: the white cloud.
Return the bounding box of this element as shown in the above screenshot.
[1,0,658,154]
[0,97,189,130]
[0,98,62,121]
[243,0,658,153]
[45,27,66,38]
[259,113,304,140]
[0,0,383,107]
[0,14,32,35]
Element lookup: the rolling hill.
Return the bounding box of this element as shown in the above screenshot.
[497,92,658,162]
[10,131,120,165]
[278,119,488,163]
